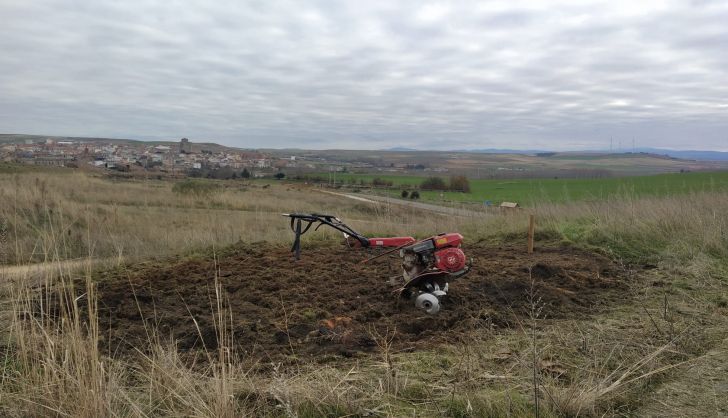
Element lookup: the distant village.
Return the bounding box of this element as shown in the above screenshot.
[0,137,310,178]
[0,137,450,178]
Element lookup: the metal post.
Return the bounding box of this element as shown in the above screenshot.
[528,214,535,254]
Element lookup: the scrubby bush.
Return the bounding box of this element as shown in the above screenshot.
[449,175,471,193]
[410,190,420,199]
[420,176,447,190]
[172,180,221,196]
[401,190,409,198]
[372,177,393,187]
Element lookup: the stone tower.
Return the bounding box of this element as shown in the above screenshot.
[180,137,191,154]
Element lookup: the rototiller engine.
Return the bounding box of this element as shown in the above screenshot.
[283,213,471,314]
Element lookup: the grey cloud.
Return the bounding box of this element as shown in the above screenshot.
[1,0,727,150]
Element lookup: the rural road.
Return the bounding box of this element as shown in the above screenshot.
[319,189,487,217]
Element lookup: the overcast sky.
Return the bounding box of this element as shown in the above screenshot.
[1,0,727,151]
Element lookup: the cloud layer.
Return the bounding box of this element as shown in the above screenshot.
[1,0,727,150]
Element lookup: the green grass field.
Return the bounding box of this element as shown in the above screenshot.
[308,171,728,205]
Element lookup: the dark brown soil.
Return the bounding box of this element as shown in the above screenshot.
[89,241,627,360]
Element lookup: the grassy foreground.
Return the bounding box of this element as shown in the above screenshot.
[1,169,727,416]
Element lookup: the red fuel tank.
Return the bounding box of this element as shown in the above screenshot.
[431,233,463,249]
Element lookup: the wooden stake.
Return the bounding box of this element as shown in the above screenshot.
[528,214,535,254]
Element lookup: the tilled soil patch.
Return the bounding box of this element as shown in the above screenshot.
[83,242,626,360]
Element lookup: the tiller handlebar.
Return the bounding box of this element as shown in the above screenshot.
[283,213,370,260]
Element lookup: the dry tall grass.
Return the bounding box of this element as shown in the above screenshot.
[534,192,728,279]
[1,168,727,416]
[0,171,483,265]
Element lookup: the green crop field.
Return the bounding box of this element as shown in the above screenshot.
[306,171,728,205]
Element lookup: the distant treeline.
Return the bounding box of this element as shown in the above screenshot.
[420,176,470,192]
[464,168,614,180]
[291,174,377,185]
[187,167,251,179]
[187,167,282,180]
[294,174,471,193]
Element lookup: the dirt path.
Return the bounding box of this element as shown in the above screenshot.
[319,190,487,217]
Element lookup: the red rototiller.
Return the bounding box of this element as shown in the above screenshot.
[283,213,471,314]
